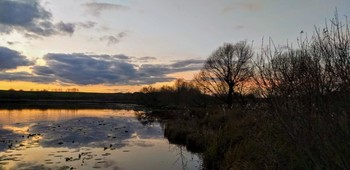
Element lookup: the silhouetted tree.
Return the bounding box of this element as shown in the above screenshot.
[195,41,254,108]
[253,12,350,169]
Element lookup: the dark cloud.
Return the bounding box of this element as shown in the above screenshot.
[100,35,120,45]
[0,0,51,26]
[32,53,137,85]
[138,64,170,77]
[78,21,97,29]
[0,51,202,85]
[170,59,205,68]
[0,46,33,70]
[100,32,127,45]
[137,56,157,62]
[55,22,75,35]
[113,54,131,60]
[84,2,128,16]
[87,54,131,61]
[136,59,204,81]
[0,0,77,37]
[33,54,203,85]
[0,71,54,83]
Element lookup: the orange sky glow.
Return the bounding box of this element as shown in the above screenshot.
[0,70,198,93]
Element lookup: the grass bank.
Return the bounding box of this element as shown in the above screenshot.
[142,98,349,170]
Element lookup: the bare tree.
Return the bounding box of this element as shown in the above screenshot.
[253,12,350,169]
[195,41,254,108]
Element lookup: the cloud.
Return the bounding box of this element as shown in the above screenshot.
[84,2,128,16]
[0,0,77,37]
[6,41,20,45]
[113,54,131,60]
[78,21,97,29]
[0,0,51,26]
[0,52,203,85]
[137,59,205,80]
[170,59,205,68]
[0,71,54,83]
[0,46,33,70]
[34,54,204,85]
[137,56,157,62]
[100,32,127,45]
[32,53,137,85]
[55,22,75,35]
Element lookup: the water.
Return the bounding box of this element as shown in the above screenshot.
[0,109,201,170]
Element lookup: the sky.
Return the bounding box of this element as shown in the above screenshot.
[0,0,349,93]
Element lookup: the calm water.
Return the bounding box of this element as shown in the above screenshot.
[0,109,201,170]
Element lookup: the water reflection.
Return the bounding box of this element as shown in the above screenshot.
[0,109,200,170]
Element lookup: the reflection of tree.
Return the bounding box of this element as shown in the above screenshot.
[171,145,200,170]
[135,111,156,126]
[171,146,187,170]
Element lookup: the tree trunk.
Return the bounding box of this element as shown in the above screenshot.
[227,84,234,109]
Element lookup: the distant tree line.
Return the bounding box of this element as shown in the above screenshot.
[138,78,214,107]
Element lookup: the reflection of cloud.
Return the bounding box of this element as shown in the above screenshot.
[29,117,163,148]
[0,110,199,170]
[126,140,156,147]
[0,0,77,37]
[8,162,51,170]
[0,128,23,152]
[84,2,128,16]
[2,125,29,135]
[31,117,132,148]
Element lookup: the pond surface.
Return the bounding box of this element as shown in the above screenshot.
[0,109,201,170]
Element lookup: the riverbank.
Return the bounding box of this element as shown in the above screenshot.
[141,106,259,169]
[142,98,349,170]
